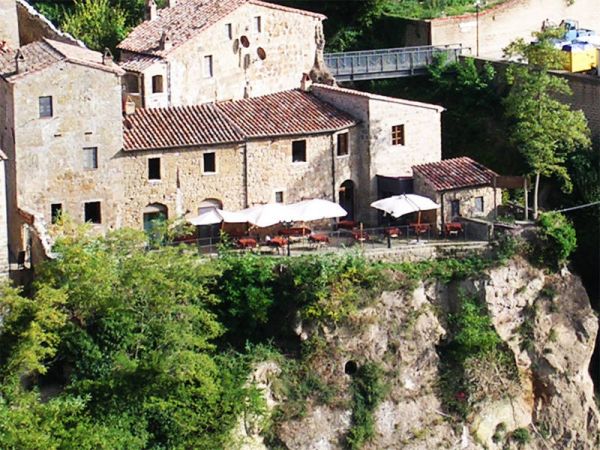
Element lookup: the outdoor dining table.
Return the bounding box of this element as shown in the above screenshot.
[443,222,463,237]
[308,233,329,244]
[237,237,257,249]
[410,223,431,235]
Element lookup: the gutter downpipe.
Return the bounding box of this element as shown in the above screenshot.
[243,143,249,208]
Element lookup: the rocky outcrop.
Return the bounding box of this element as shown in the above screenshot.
[269,257,599,449]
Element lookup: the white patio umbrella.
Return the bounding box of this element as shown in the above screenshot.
[188,207,223,226]
[289,199,347,222]
[370,194,440,218]
[242,203,296,228]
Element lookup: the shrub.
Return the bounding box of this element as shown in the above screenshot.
[511,427,531,444]
[535,211,577,269]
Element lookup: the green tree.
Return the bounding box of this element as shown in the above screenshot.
[503,29,591,218]
[61,0,130,51]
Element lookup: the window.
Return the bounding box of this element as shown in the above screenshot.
[123,74,140,93]
[51,203,62,224]
[391,124,405,146]
[203,152,216,173]
[337,132,349,156]
[152,75,163,93]
[450,200,460,219]
[292,140,306,163]
[225,23,232,40]
[84,201,101,224]
[203,55,213,78]
[275,191,284,203]
[83,147,98,170]
[475,196,484,213]
[253,16,262,33]
[39,96,53,118]
[148,157,161,180]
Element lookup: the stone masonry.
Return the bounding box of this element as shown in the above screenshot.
[0,0,19,49]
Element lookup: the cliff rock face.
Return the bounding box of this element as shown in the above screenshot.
[270,257,599,449]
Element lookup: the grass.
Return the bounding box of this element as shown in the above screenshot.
[384,0,509,20]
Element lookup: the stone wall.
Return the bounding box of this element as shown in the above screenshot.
[0,0,19,48]
[403,0,600,58]
[311,85,443,224]
[9,61,123,241]
[561,71,600,146]
[16,0,78,46]
[141,2,322,106]
[117,128,359,229]
[414,173,500,228]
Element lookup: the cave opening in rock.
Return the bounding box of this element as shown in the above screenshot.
[344,360,358,375]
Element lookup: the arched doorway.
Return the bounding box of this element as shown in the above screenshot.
[197,198,223,243]
[339,180,355,220]
[143,203,168,233]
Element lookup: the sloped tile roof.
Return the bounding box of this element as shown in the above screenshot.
[117,0,324,57]
[123,103,245,150]
[216,89,356,138]
[123,89,357,151]
[119,54,163,73]
[413,157,498,191]
[0,39,123,81]
[312,83,445,112]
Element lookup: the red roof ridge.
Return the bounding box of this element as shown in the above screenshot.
[413,156,498,191]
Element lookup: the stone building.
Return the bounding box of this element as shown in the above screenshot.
[0,38,124,259]
[120,83,444,227]
[413,157,500,228]
[118,0,326,108]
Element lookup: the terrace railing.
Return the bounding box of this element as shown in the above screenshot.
[324,44,467,81]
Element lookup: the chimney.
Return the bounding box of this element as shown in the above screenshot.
[145,0,157,21]
[300,73,312,91]
[15,50,26,74]
[167,0,177,7]
[124,96,136,115]
[102,48,113,65]
[160,31,172,51]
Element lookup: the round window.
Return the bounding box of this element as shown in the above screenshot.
[240,35,250,48]
[257,47,266,60]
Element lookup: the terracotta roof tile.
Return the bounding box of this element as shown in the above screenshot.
[123,103,245,151]
[215,89,356,138]
[312,83,445,112]
[413,157,498,191]
[117,0,324,56]
[0,39,123,81]
[119,54,163,73]
[123,89,356,151]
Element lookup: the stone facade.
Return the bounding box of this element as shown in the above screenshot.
[0,44,124,257]
[120,1,323,107]
[414,173,500,229]
[117,127,359,229]
[0,0,19,48]
[311,85,443,223]
[401,0,600,59]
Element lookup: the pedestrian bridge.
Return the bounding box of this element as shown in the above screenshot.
[324,44,467,81]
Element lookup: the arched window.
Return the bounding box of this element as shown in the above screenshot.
[339,180,355,220]
[143,203,168,232]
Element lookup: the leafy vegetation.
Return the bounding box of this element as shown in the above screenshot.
[347,363,387,450]
[532,211,577,269]
[438,294,519,418]
[385,0,507,20]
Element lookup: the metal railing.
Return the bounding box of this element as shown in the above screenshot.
[324,44,467,81]
[162,222,487,257]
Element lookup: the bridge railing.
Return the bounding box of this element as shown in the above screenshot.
[324,44,467,81]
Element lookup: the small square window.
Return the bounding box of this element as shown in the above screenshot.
[292,140,306,163]
[152,75,163,93]
[337,132,349,156]
[275,191,284,203]
[392,124,405,146]
[84,201,101,224]
[83,147,98,170]
[148,157,161,180]
[203,152,216,173]
[39,96,53,118]
[475,196,484,213]
[225,23,233,40]
[51,203,62,224]
[203,55,213,78]
[253,16,262,33]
